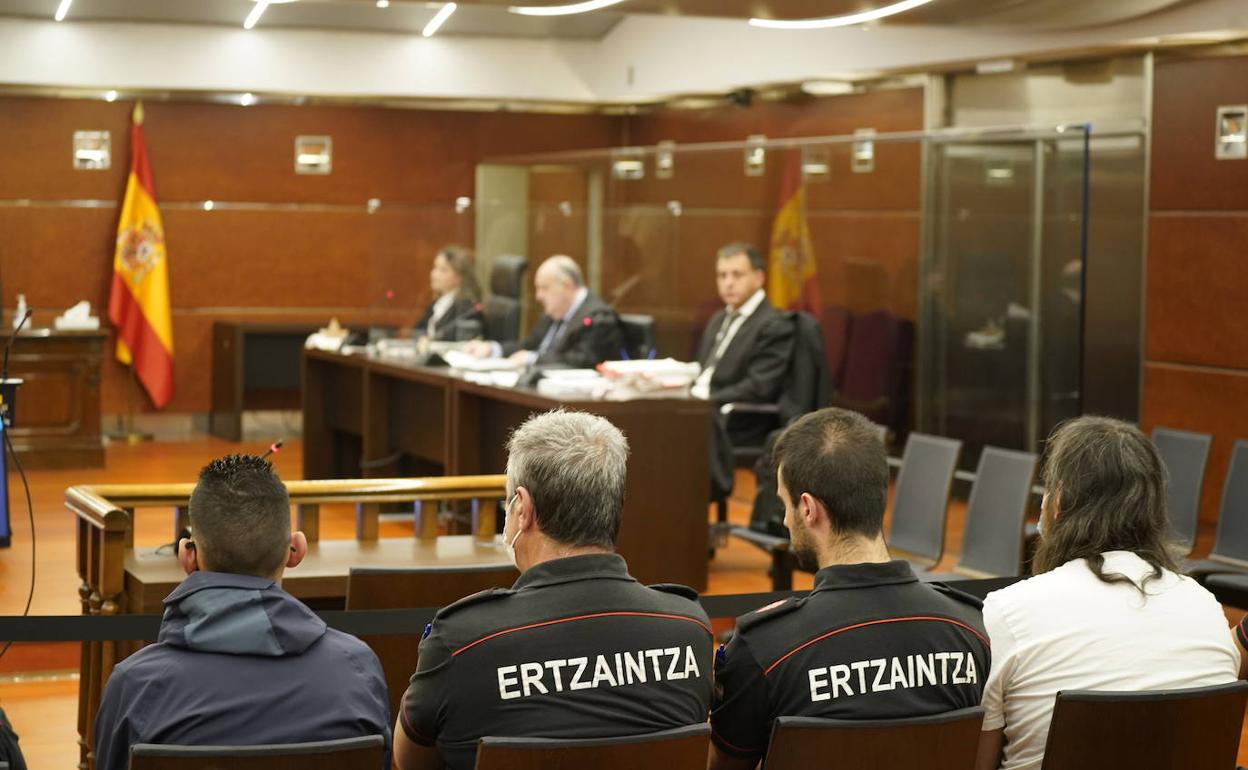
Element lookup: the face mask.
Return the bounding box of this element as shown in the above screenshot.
[503,494,522,567]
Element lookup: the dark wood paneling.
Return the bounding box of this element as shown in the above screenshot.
[1151,56,1248,212]
[1146,214,1248,369]
[0,96,620,415]
[1142,364,1248,526]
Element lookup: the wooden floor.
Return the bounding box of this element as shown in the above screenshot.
[1,436,1244,768]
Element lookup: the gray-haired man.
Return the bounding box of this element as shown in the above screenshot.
[394,410,713,770]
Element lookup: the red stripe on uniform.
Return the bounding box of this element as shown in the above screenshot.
[762,616,990,677]
[108,273,174,408]
[452,611,712,657]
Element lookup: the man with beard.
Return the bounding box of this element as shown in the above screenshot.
[707,408,990,770]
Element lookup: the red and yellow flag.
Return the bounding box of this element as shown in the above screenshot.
[766,156,821,313]
[108,102,174,409]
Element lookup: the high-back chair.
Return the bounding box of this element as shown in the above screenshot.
[1040,682,1248,770]
[618,313,657,359]
[888,433,963,570]
[1183,439,1248,580]
[922,447,1037,581]
[474,724,710,770]
[1151,427,1213,554]
[483,255,528,343]
[346,563,518,718]
[762,707,985,770]
[129,735,386,770]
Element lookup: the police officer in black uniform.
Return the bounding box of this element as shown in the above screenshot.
[710,408,990,769]
[394,410,713,770]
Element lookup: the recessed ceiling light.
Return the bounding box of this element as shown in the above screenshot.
[54,0,73,21]
[422,2,457,37]
[509,0,626,17]
[376,0,390,7]
[749,0,934,30]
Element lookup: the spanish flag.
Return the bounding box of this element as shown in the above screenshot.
[108,102,174,409]
[766,156,821,313]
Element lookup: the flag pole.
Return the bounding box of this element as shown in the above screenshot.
[106,362,153,444]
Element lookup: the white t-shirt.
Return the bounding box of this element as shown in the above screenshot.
[981,550,1239,770]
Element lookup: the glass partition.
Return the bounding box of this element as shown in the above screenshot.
[476,126,1094,463]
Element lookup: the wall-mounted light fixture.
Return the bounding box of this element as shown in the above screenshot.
[294,135,332,175]
[72,131,110,170]
[612,149,645,180]
[655,140,675,180]
[801,146,830,181]
[1216,105,1247,160]
[744,134,767,177]
[852,128,876,174]
[455,196,472,214]
[984,158,1015,185]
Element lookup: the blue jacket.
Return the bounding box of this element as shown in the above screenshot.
[94,571,390,770]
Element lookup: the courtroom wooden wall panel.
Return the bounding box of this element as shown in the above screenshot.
[1150,56,1248,212]
[0,95,620,415]
[1141,364,1248,526]
[1146,214,1248,369]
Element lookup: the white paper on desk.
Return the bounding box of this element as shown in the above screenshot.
[538,376,606,399]
[443,350,525,372]
[463,370,521,388]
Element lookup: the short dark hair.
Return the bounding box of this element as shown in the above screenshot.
[1033,416,1178,591]
[773,408,888,538]
[437,245,481,303]
[717,242,766,273]
[189,455,291,577]
[506,410,629,549]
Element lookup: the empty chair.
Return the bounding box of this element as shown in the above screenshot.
[129,735,386,770]
[1039,682,1248,770]
[482,254,528,343]
[1152,427,1213,554]
[618,313,656,359]
[888,433,962,570]
[1183,439,1248,580]
[346,564,517,719]
[762,707,984,770]
[474,723,709,770]
[920,447,1037,581]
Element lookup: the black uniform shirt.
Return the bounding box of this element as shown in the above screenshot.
[711,560,991,761]
[400,553,713,770]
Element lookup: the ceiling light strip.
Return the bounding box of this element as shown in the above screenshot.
[422,2,457,37]
[243,0,271,30]
[749,0,934,30]
[53,0,73,22]
[509,0,626,17]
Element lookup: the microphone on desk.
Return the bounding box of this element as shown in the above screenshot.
[260,439,284,461]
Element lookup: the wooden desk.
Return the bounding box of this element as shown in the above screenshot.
[210,322,319,441]
[303,350,712,590]
[0,328,104,469]
[122,535,508,613]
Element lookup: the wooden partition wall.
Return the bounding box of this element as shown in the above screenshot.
[1142,54,1248,525]
[0,96,621,415]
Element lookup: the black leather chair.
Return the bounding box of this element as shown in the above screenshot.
[483,255,528,343]
[618,313,657,359]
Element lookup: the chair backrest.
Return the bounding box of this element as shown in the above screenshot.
[818,304,853,389]
[1152,427,1212,553]
[1040,681,1248,770]
[618,313,657,359]
[129,735,385,770]
[777,311,831,425]
[1212,440,1248,563]
[474,724,710,770]
[888,433,962,568]
[762,707,984,770]
[346,564,517,719]
[835,310,914,436]
[956,446,1038,578]
[489,254,529,299]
